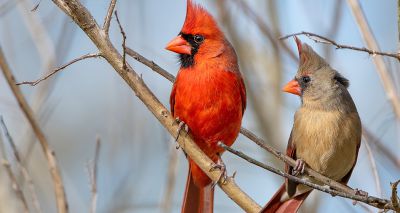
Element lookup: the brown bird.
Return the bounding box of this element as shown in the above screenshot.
[261,37,362,213]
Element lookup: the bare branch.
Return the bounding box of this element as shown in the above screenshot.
[49,1,260,212]
[391,180,400,212]
[125,48,175,83]
[114,10,127,70]
[346,0,400,119]
[0,117,42,213]
[0,47,68,213]
[2,160,29,213]
[103,0,117,36]
[218,142,393,210]
[88,137,100,213]
[17,53,102,86]
[280,31,400,61]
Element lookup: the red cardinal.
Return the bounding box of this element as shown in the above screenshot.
[261,37,361,213]
[166,1,246,212]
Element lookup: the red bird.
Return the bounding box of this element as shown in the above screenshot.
[261,37,361,213]
[166,1,246,212]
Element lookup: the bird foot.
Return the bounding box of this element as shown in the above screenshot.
[174,117,189,145]
[210,156,227,188]
[292,159,306,176]
[352,188,368,205]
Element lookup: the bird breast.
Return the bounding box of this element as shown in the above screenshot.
[292,108,361,181]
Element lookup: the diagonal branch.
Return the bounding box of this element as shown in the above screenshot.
[103,0,117,36]
[17,53,102,86]
[280,31,400,61]
[2,160,29,213]
[49,0,260,212]
[0,47,68,213]
[392,180,400,212]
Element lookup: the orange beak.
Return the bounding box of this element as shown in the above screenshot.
[282,79,301,96]
[165,35,191,55]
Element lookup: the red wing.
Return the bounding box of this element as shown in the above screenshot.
[238,76,247,115]
[170,82,177,117]
[285,131,298,197]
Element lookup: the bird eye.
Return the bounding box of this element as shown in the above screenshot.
[301,76,311,83]
[193,35,204,44]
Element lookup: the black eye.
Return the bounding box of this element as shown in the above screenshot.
[193,35,204,44]
[301,76,311,84]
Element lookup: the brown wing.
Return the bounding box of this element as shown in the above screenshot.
[285,131,298,198]
[170,82,177,117]
[340,142,361,184]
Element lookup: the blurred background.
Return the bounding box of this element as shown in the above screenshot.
[0,0,399,212]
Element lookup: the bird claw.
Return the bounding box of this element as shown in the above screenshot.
[292,159,306,176]
[210,157,227,188]
[174,117,189,143]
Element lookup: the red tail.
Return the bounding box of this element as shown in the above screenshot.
[260,184,311,213]
[181,162,214,213]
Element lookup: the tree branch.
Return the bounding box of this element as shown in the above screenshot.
[392,180,400,212]
[87,137,100,213]
[280,31,400,61]
[102,0,116,36]
[2,160,29,213]
[17,53,102,86]
[0,47,68,213]
[49,1,260,212]
[0,116,42,213]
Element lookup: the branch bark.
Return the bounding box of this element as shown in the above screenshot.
[49,1,260,212]
[0,47,68,213]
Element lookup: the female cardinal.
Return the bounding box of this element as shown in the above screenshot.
[261,37,361,213]
[166,0,246,212]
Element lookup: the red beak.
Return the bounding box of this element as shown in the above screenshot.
[283,79,301,96]
[165,35,191,55]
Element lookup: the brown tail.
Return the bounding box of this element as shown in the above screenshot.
[260,184,312,213]
[181,163,214,213]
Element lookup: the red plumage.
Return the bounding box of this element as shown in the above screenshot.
[167,1,246,212]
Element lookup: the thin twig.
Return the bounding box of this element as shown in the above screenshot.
[2,160,29,213]
[103,0,116,36]
[280,31,400,61]
[362,134,383,197]
[391,180,400,212]
[114,10,127,70]
[346,0,400,119]
[88,137,100,213]
[0,47,68,213]
[125,48,175,82]
[49,1,260,212]
[17,53,102,86]
[0,117,42,213]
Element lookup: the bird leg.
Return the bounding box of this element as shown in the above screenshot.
[174,117,189,148]
[292,159,306,176]
[210,154,227,188]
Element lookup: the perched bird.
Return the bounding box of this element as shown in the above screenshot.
[261,37,361,213]
[166,0,246,212]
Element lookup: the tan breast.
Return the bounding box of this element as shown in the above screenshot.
[292,108,361,181]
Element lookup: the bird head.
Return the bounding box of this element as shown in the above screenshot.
[283,37,349,102]
[165,0,227,68]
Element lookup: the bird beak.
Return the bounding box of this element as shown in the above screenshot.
[283,79,301,96]
[165,35,192,55]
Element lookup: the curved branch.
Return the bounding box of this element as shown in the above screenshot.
[49,1,261,212]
